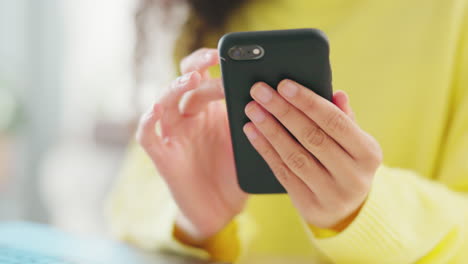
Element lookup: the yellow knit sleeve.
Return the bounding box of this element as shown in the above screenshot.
[309,166,468,263]
[173,219,240,262]
[308,5,468,263]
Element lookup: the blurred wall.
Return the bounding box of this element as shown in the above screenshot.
[0,0,62,222]
[39,0,136,234]
[0,0,187,236]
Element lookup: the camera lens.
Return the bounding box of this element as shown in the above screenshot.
[228,46,264,60]
[229,47,243,59]
[233,48,241,57]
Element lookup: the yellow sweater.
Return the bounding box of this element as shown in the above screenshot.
[107,0,468,263]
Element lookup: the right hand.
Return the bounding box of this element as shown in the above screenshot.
[136,48,247,245]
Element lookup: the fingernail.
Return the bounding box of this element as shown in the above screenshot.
[279,80,298,97]
[252,83,272,103]
[246,104,265,123]
[244,125,258,140]
[177,72,193,85]
[204,52,213,62]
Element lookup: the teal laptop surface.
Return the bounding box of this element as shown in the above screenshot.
[0,222,210,264]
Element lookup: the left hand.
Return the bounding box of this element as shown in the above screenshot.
[243,79,383,230]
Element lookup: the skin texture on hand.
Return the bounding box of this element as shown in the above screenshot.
[243,80,382,229]
[137,47,383,246]
[136,48,247,245]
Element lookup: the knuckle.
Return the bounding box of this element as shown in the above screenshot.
[286,151,309,171]
[264,123,282,140]
[303,125,326,149]
[302,96,319,114]
[274,164,290,183]
[262,146,275,160]
[276,103,292,119]
[326,111,348,133]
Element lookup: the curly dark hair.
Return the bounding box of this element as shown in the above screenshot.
[134,0,250,81]
[130,0,250,111]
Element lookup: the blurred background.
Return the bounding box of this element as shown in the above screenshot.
[0,0,184,236]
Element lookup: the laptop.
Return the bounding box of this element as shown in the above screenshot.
[0,221,215,264]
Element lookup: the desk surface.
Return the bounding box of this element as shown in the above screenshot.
[0,222,220,264]
[0,222,324,264]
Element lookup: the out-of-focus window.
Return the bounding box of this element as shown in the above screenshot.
[1,0,187,236]
[39,0,137,235]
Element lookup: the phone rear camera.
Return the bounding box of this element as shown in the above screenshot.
[229,47,243,59]
[233,49,242,57]
[228,45,264,61]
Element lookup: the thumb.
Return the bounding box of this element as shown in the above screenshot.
[332,90,355,121]
[178,78,224,116]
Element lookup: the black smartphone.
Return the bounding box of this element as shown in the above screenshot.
[218,28,332,194]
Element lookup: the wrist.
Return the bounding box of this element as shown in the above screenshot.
[174,216,240,262]
[174,212,227,247]
[330,202,365,232]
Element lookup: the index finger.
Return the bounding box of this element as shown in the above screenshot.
[180,48,219,76]
[277,79,373,160]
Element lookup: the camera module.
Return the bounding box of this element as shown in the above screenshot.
[228,45,264,61]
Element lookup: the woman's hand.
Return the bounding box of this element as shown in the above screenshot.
[136,48,247,245]
[243,80,382,229]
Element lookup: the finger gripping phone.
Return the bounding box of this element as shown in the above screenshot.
[218,28,332,194]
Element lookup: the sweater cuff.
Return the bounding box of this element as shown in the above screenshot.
[309,165,408,263]
[187,220,240,262]
[152,200,210,259]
